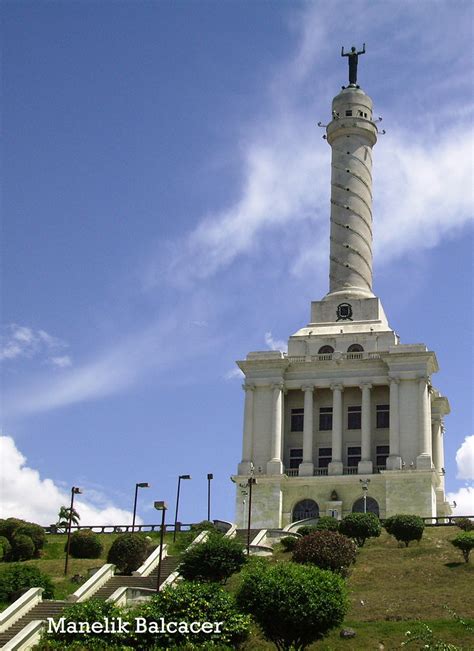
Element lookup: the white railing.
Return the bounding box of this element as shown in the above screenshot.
[285,468,299,477]
[133,544,168,577]
[68,564,115,603]
[2,619,44,651]
[344,467,358,475]
[346,352,363,359]
[0,588,43,633]
[287,351,383,363]
[313,468,329,476]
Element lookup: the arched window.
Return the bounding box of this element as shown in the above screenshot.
[352,497,380,517]
[292,499,319,522]
[347,344,364,352]
[318,345,334,354]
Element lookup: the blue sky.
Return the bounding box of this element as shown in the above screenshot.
[1,0,473,525]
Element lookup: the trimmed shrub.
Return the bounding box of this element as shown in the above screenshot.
[133,581,250,649]
[0,518,25,541]
[384,514,425,547]
[0,564,54,602]
[339,512,381,547]
[67,530,103,559]
[451,532,474,563]
[280,536,298,552]
[292,530,357,575]
[38,599,127,649]
[0,536,12,561]
[297,525,318,537]
[14,523,46,555]
[190,520,221,535]
[107,534,150,574]
[178,533,246,583]
[456,517,474,532]
[10,534,35,561]
[316,516,339,531]
[236,560,348,649]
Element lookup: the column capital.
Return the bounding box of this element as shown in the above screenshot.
[388,375,400,385]
[242,383,255,392]
[271,381,285,392]
[431,414,442,425]
[359,382,373,391]
[418,374,430,384]
[330,383,344,392]
[301,385,314,393]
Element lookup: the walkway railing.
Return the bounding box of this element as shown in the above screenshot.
[44,522,193,534]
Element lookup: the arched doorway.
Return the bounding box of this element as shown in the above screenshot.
[352,496,380,516]
[292,499,319,522]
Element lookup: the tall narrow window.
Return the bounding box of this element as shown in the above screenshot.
[347,446,361,467]
[376,445,390,468]
[291,408,304,432]
[289,448,303,469]
[376,404,390,428]
[318,447,332,468]
[348,405,361,429]
[319,407,333,430]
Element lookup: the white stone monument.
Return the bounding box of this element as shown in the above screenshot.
[232,47,451,529]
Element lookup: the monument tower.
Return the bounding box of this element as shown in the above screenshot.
[232,47,451,528]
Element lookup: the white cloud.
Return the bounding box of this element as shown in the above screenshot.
[264,331,288,353]
[1,324,71,368]
[455,435,474,481]
[0,435,138,526]
[446,487,474,517]
[224,367,244,381]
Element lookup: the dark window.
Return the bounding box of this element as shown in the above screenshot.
[345,109,352,116]
[318,447,332,468]
[289,448,303,469]
[347,446,361,466]
[291,408,304,431]
[319,407,333,430]
[348,405,361,429]
[376,445,390,468]
[347,344,364,352]
[318,345,334,354]
[376,404,390,428]
[352,496,379,516]
[292,499,319,522]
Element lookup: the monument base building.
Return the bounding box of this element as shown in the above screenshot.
[232,49,451,529]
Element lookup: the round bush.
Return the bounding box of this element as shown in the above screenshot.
[135,581,250,648]
[339,512,381,547]
[179,533,246,583]
[67,530,103,559]
[107,534,150,574]
[451,532,474,563]
[297,525,318,537]
[0,564,54,602]
[11,534,35,561]
[292,530,357,575]
[0,518,25,541]
[0,536,12,562]
[15,523,46,555]
[456,517,474,532]
[280,536,298,552]
[316,516,339,531]
[384,514,424,547]
[236,560,348,649]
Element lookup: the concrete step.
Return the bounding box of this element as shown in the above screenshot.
[0,601,68,646]
[234,528,261,544]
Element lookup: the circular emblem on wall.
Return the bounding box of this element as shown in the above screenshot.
[336,303,353,321]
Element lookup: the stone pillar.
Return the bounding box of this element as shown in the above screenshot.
[386,377,402,470]
[267,382,284,475]
[416,376,432,469]
[238,384,255,474]
[358,383,373,474]
[299,386,314,476]
[432,416,443,473]
[328,384,344,475]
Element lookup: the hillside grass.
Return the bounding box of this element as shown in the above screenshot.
[228,526,474,650]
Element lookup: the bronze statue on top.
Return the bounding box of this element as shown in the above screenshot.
[341,43,366,86]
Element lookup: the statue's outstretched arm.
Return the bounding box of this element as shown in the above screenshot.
[341,46,348,57]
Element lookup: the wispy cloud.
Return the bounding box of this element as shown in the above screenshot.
[446,434,474,516]
[264,331,287,353]
[1,324,72,367]
[0,435,138,526]
[224,367,244,381]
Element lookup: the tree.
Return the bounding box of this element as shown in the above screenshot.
[451,532,474,563]
[339,513,381,547]
[57,506,80,531]
[384,514,424,547]
[236,560,348,650]
[107,534,150,574]
[178,533,246,583]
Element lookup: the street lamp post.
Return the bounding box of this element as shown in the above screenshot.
[154,501,167,591]
[246,476,256,555]
[132,482,150,532]
[173,475,191,542]
[359,478,371,513]
[64,486,82,576]
[207,473,213,522]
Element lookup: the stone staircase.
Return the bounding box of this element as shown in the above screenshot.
[0,556,180,648]
[0,600,67,648]
[234,528,261,545]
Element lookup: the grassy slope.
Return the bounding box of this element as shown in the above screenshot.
[232,526,474,650]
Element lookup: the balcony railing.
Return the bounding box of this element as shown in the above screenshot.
[285,465,386,477]
[287,351,382,363]
[313,468,328,476]
[343,466,358,475]
[286,468,299,477]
